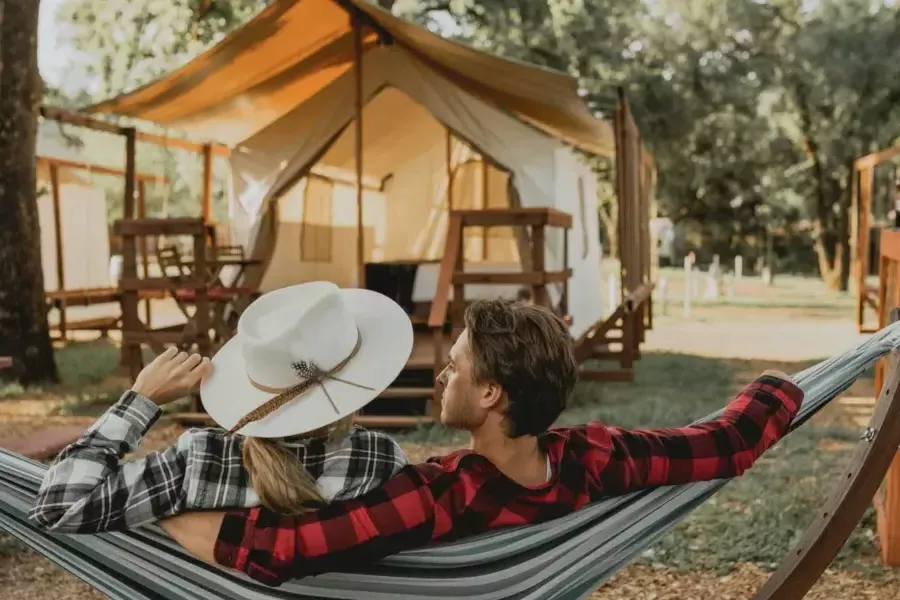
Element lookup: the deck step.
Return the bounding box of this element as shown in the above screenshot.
[579,368,634,382]
[353,414,434,428]
[379,386,435,399]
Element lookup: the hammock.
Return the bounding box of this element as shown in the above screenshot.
[0,322,897,600]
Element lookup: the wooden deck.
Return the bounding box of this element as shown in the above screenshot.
[45,287,165,307]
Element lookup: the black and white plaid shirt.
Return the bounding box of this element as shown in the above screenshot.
[29,391,409,533]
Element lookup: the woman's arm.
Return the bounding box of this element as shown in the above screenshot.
[29,390,192,533]
[29,348,212,533]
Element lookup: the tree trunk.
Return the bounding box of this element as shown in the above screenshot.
[598,200,618,259]
[838,162,853,291]
[0,0,59,385]
[813,234,843,290]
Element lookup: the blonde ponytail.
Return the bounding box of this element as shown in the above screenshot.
[242,437,324,515]
[241,415,356,515]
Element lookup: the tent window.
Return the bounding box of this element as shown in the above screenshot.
[301,176,333,262]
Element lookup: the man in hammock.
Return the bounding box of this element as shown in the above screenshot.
[159,297,803,587]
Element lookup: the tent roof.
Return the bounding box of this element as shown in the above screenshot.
[87,0,615,157]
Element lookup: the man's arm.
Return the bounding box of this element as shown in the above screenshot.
[207,465,439,586]
[583,371,803,495]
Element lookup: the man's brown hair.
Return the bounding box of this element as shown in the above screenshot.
[463,298,577,437]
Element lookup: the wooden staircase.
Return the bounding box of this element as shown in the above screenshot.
[354,207,573,428]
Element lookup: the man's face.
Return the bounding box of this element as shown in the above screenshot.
[435,329,489,430]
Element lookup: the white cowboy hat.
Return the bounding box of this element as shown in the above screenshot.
[199,281,414,438]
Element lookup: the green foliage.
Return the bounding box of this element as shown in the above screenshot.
[47,0,272,222]
[402,0,900,283]
[54,0,270,101]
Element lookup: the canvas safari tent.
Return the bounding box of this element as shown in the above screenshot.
[88,0,616,338]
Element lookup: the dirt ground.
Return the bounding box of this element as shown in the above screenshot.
[1,276,898,599]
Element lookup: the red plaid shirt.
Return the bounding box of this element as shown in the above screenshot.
[214,374,802,586]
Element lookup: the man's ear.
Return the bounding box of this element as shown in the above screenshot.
[479,381,504,410]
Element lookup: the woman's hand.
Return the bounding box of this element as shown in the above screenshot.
[131,347,212,406]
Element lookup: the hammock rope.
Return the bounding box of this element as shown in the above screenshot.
[1,323,898,600]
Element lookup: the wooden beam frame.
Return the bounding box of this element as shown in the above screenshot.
[40,105,217,349]
[40,105,230,157]
[753,344,900,599]
[37,156,167,183]
[41,153,166,342]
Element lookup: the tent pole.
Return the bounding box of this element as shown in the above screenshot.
[137,181,152,327]
[445,129,453,211]
[353,17,366,288]
[201,143,213,224]
[480,157,488,260]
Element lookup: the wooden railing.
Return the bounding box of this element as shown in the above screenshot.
[572,280,654,382]
[875,229,900,392]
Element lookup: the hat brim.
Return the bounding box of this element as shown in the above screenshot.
[199,287,415,438]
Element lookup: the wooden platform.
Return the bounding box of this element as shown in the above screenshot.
[45,287,165,307]
[46,287,120,306]
[0,425,85,461]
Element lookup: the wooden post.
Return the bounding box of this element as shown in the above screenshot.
[201,143,213,223]
[850,165,860,294]
[480,157,489,260]
[121,128,142,378]
[193,229,211,363]
[451,216,465,336]
[530,225,549,307]
[49,164,66,341]
[137,181,152,327]
[446,130,454,211]
[874,305,900,566]
[353,16,366,288]
[857,166,874,330]
[561,227,569,318]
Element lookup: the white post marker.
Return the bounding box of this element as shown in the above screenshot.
[658,276,668,316]
[683,255,693,318]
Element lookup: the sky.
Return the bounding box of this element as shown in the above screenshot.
[38,0,67,87]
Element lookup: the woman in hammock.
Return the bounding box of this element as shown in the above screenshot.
[29,281,414,533]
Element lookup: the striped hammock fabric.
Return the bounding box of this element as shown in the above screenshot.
[0,322,897,600]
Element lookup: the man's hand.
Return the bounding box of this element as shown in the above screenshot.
[761,369,793,382]
[159,511,226,565]
[132,347,212,406]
